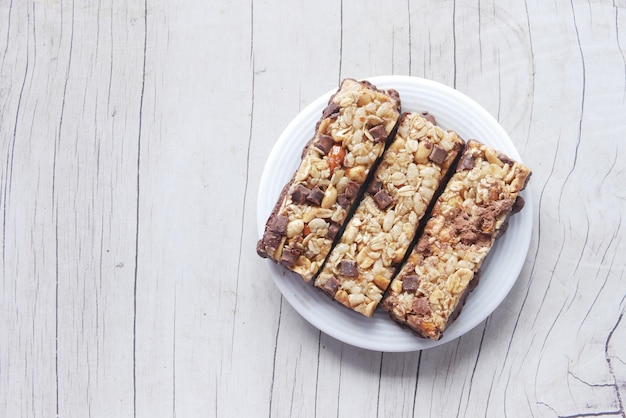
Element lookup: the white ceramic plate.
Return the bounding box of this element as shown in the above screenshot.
[256,75,532,352]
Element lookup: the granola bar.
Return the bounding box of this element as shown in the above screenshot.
[314,112,464,316]
[382,140,531,339]
[257,79,401,282]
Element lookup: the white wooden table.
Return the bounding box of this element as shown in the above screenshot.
[1,1,625,417]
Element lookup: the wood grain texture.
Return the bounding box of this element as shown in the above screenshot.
[1,0,624,417]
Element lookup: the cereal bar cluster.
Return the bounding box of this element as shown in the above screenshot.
[381,140,531,339]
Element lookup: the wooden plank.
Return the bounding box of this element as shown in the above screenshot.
[1,0,144,416]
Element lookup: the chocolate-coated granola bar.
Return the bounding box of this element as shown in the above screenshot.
[314,112,464,316]
[382,140,531,339]
[257,79,401,282]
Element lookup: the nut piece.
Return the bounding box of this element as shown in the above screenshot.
[286,219,305,238]
[321,186,338,209]
[347,165,367,183]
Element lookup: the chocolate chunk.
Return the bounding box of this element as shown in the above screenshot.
[368,123,388,143]
[412,297,431,316]
[338,260,359,277]
[314,134,334,155]
[367,178,383,195]
[322,101,340,119]
[268,215,288,234]
[429,144,448,165]
[388,89,401,106]
[498,153,516,166]
[280,247,301,268]
[306,186,325,206]
[290,184,310,204]
[457,154,475,171]
[373,189,393,210]
[479,199,514,220]
[344,180,360,200]
[420,111,436,125]
[478,232,491,246]
[402,275,420,292]
[261,231,282,250]
[459,230,478,245]
[511,196,525,214]
[322,276,341,296]
[415,239,431,257]
[461,230,492,247]
[327,222,340,240]
[337,194,351,208]
[256,240,269,258]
